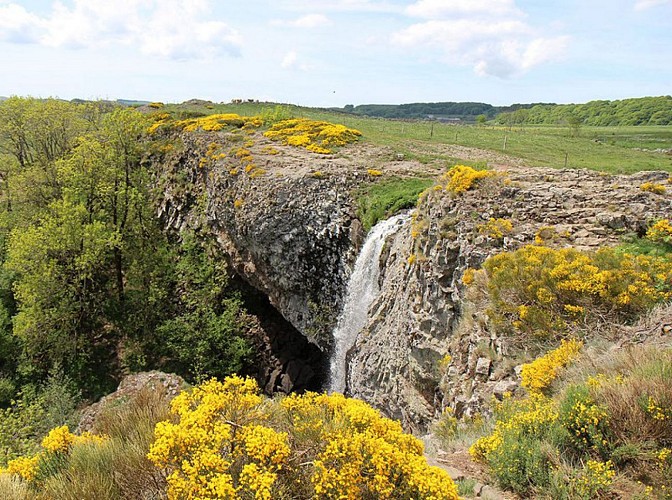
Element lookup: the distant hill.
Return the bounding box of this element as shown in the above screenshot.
[116,99,151,107]
[337,102,554,122]
[0,96,7,102]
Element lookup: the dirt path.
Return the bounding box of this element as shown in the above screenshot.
[423,448,516,499]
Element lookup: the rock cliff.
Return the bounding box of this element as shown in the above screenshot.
[153,130,671,430]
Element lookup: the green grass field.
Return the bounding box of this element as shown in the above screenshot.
[161,102,672,174]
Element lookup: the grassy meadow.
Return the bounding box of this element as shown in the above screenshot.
[161,101,672,175]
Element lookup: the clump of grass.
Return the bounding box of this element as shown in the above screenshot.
[0,387,174,499]
[356,177,433,231]
[456,477,477,497]
[0,473,28,500]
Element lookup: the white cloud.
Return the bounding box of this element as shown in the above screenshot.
[0,0,242,60]
[280,0,400,13]
[634,0,672,9]
[0,3,45,43]
[281,50,298,69]
[280,50,312,71]
[392,1,568,78]
[405,0,521,18]
[272,13,331,28]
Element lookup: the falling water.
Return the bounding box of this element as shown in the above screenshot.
[328,213,409,394]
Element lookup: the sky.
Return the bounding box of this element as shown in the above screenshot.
[0,0,670,107]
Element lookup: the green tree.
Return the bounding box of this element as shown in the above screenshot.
[2,107,152,394]
[154,234,251,382]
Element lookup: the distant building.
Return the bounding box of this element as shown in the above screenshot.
[437,117,462,124]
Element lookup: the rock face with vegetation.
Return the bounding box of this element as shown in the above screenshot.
[3,98,672,499]
[343,167,672,430]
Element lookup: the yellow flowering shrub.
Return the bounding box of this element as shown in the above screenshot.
[148,113,263,135]
[260,146,279,155]
[367,169,383,176]
[520,339,583,393]
[470,393,558,462]
[263,118,361,154]
[564,460,616,498]
[439,165,492,194]
[5,454,41,482]
[647,219,672,246]
[148,376,458,500]
[2,425,110,487]
[558,385,610,454]
[41,425,76,454]
[477,218,513,240]
[482,245,672,337]
[307,143,333,154]
[641,182,667,195]
[643,396,672,421]
[178,114,262,132]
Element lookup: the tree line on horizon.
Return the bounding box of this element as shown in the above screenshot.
[338,95,672,126]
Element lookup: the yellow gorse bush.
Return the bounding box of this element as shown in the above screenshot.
[5,455,41,482]
[647,219,672,246]
[469,393,558,462]
[520,339,583,393]
[177,114,262,132]
[477,218,513,240]
[571,460,616,497]
[439,165,493,194]
[2,425,110,484]
[640,182,667,195]
[148,113,262,135]
[148,376,458,500]
[263,118,362,154]
[482,245,672,337]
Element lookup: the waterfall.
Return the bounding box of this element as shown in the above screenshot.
[328,213,409,394]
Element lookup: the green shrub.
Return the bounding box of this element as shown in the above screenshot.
[0,372,79,465]
[558,385,611,458]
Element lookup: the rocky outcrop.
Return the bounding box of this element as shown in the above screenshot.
[157,133,367,349]
[78,371,186,433]
[348,168,672,431]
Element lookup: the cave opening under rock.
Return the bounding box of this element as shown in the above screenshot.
[231,276,329,395]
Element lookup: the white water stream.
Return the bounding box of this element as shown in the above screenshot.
[328,213,409,394]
